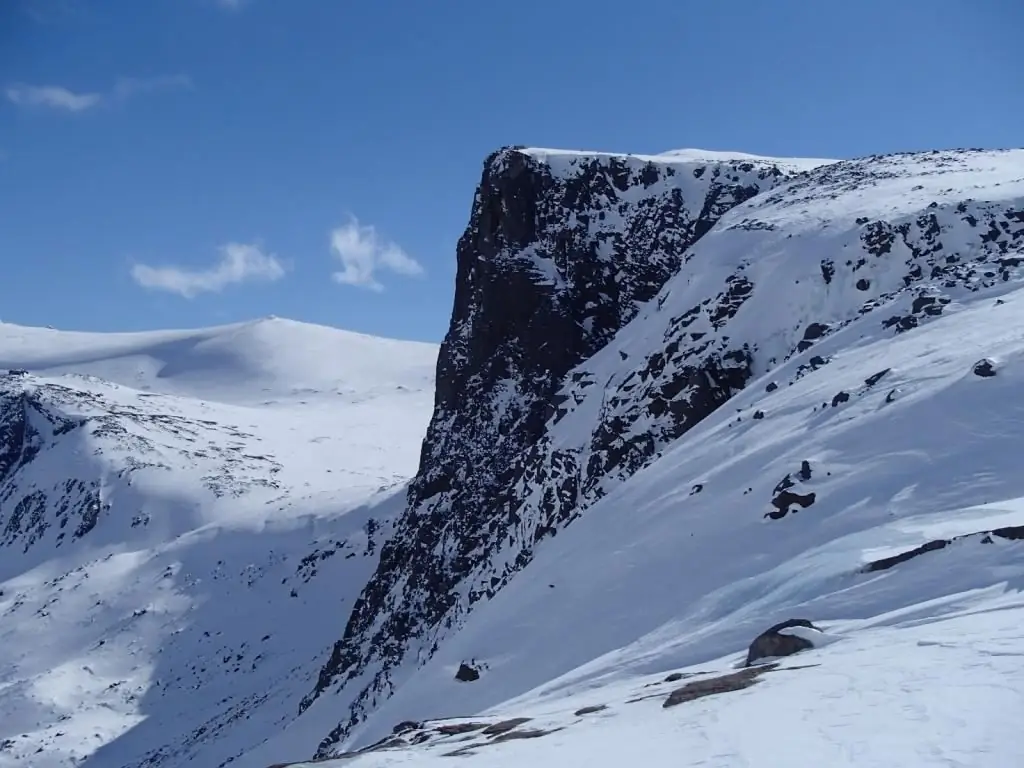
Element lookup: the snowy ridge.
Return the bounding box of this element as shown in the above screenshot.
[0,320,438,768]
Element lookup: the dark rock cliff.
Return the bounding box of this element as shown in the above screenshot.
[304,146,820,750]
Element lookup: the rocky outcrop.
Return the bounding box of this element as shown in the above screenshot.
[304,147,822,750]
[745,619,821,666]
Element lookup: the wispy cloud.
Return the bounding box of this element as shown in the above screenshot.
[131,242,287,299]
[5,84,101,112]
[6,75,191,113]
[330,217,424,292]
[215,0,250,10]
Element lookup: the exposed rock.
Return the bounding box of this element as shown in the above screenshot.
[745,619,820,666]
[663,665,776,707]
[454,662,481,682]
[864,368,891,387]
[481,717,532,735]
[862,525,1024,572]
[973,358,998,377]
[766,491,817,520]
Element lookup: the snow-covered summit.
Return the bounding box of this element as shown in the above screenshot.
[0,316,437,405]
[519,146,836,175]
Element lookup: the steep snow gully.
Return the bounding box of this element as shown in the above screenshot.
[1,145,1023,768]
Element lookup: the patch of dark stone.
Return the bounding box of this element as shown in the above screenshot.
[434,722,487,736]
[973,359,997,378]
[864,368,891,388]
[482,718,533,736]
[766,490,816,520]
[441,720,560,757]
[574,704,608,716]
[745,619,820,666]
[831,391,850,407]
[797,322,831,352]
[690,483,703,495]
[862,525,1024,573]
[455,662,480,682]
[662,665,778,708]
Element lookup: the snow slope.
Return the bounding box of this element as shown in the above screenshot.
[0,316,435,405]
[292,148,1024,762]
[6,146,1024,768]
[0,318,438,768]
[297,232,1024,768]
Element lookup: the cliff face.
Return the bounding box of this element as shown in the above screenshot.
[303,146,829,748]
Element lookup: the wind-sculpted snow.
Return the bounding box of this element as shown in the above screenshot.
[304,147,1024,757]
[0,320,438,768]
[301,146,832,749]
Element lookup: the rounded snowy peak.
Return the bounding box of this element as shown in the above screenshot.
[0,316,438,404]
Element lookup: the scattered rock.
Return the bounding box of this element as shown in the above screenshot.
[690,483,703,495]
[766,381,778,392]
[863,525,1024,572]
[752,410,765,420]
[663,665,776,708]
[434,722,486,736]
[745,619,820,666]
[766,490,817,520]
[573,705,607,716]
[482,718,533,736]
[455,663,481,682]
[831,391,850,407]
[864,368,891,387]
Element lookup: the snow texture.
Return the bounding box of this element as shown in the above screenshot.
[3,146,1024,768]
[0,317,437,768]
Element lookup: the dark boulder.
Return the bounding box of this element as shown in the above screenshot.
[455,662,481,682]
[972,358,997,378]
[744,618,821,666]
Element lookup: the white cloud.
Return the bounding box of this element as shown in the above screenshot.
[330,217,424,292]
[6,75,191,112]
[131,242,286,299]
[5,84,101,112]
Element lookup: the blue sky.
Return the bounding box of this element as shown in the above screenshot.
[2,0,1021,342]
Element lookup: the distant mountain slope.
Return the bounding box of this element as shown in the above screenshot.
[295,147,1024,758]
[0,319,438,768]
[0,316,437,405]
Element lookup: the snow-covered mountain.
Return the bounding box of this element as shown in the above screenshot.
[5,144,1024,768]
[292,146,1024,761]
[0,318,438,767]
